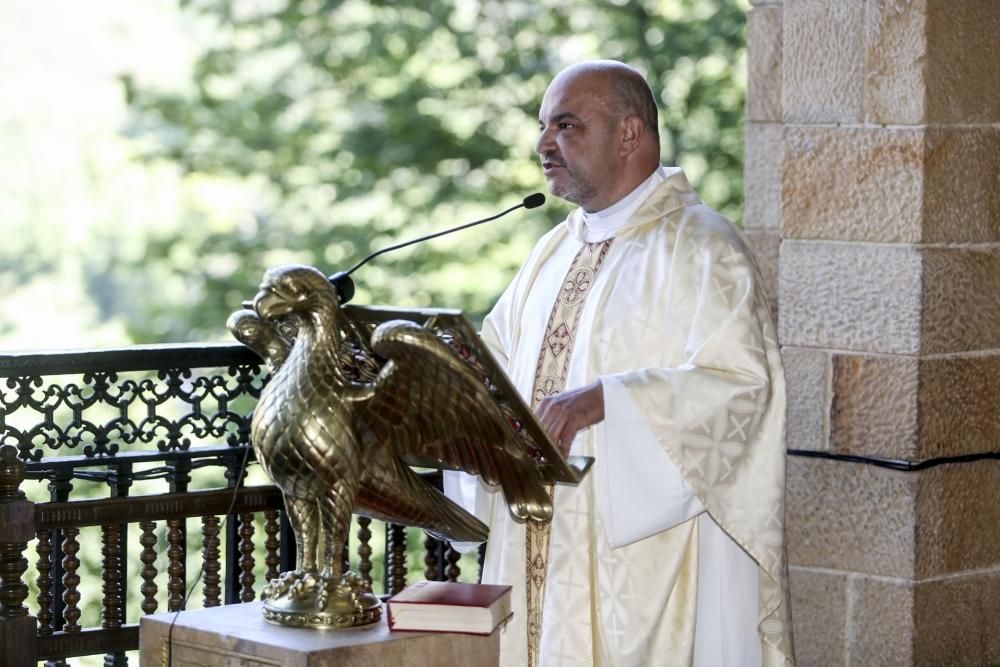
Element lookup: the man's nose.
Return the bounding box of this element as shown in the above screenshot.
[535,126,555,156]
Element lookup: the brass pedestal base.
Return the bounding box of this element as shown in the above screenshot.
[261,570,382,629]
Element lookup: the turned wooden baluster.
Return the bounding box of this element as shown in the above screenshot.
[423,534,441,581]
[356,517,373,586]
[60,527,81,633]
[263,510,280,583]
[138,521,158,615]
[0,444,36,667]
[386,524,407,596]
[166,519,185,612]
[36,529,54,635]
[105,460,131,667]
[202,515,222,607]
[238,512,255,602]
[47,470,72,634]
[101,524,123,628]
[166,460,190,613]
[444,543,461,582]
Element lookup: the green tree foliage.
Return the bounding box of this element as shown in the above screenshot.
[120,0,747,342]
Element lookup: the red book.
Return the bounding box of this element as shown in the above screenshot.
[387,581,513,635]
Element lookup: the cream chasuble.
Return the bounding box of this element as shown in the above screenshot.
[447,167,793,666]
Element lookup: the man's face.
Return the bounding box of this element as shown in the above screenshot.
[536,72,622,212]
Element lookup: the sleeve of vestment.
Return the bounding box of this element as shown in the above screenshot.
[595,222,780,556]
[595,375,706,549]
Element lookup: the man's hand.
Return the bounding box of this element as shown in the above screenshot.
[535,380,605,456]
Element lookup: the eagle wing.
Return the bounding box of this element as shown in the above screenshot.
[361,319,552,522]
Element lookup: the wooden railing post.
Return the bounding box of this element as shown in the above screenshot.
[0,444,36,667]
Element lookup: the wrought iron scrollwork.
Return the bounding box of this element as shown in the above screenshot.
[0,356,266,462]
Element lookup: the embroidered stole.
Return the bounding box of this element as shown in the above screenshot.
[525,238,614,666]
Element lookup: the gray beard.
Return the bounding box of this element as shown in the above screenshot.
[551,169,597,207]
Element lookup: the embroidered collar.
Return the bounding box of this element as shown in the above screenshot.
[567,166,701,242]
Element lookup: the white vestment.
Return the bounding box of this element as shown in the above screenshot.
[446,167,793,666]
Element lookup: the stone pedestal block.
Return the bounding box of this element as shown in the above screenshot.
[139,602,501,667]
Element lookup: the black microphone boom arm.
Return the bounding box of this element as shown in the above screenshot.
[328,193,545,304]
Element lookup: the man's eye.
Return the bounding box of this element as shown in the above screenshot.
[559,123,574,129]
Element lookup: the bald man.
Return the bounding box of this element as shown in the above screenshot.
[447,61,793,667]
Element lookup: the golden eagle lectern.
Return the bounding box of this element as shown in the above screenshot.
[228,264,590,629]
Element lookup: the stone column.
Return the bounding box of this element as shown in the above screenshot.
[746,1,1000,665]
[744,0,783,310]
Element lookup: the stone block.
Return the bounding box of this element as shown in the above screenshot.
[848,575,914,666]
[778,240,922,354]
[744,227,780,315]
[789,567,847,667]
[744,122,783,231]
[864,1,1000,125]
[923,127,1000,244]
[916,462,1000,578]
[782,126,1000,244]
[781,126,924,243]
[782,346,828,453]
[820,352,1000,460]
[747,5,782,122]
[786,456,917,578]
[817,569,1000,666]
[926,0,1000,123]
[918,354,1000,458]
[913,567,1000,666]
[139,601,501,667]
[921,247,1000,353]
[788,458,998,580]
[783,0,864,123]
[864,0,928,125]
[830,354,919,460]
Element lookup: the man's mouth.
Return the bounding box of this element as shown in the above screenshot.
[542,160,566,175]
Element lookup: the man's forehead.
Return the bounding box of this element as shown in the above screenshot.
[539,74,612,120]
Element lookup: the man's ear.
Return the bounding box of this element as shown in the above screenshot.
[619,115,644,157]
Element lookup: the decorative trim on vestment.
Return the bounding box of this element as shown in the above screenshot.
[525,238,614,667]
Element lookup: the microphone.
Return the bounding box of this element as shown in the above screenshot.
[328,193,545,304]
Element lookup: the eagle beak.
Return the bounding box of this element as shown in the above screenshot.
[254,288,292,321]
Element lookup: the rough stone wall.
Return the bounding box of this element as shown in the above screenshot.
[744,1,1000,664]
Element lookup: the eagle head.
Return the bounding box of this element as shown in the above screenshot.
[253,264,339,322]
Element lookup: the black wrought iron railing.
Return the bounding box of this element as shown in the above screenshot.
[0,344,480,667]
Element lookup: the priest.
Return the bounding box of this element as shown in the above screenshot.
[446,60,793,667]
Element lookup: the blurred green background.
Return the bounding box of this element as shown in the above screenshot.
[1,0,747,350]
